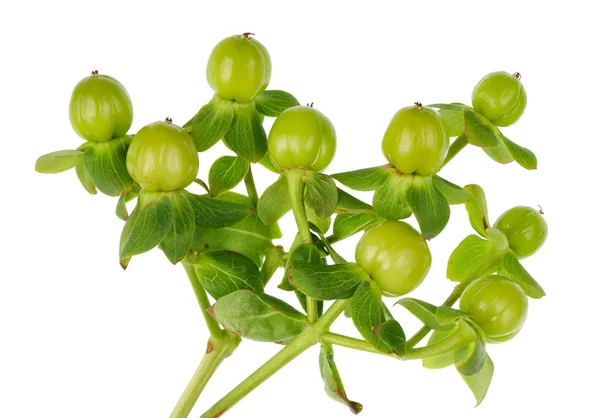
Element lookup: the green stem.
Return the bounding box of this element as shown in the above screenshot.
[183,263,224,340]
[318,233,347,264]
[260,246,283,286]
[321,332,395,357]
[406,279,474,349]
[285,169,318,323]
[243,165,259,205]
[199,326,321,418]
[404,325,471,360]
[441,133,468,168]
[170,334,241,418]
[315,299,351,332]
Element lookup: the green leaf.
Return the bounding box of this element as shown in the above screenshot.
[432,176,471,205]
[307,206,331,234]
[35,150,84,174]
[438,103,466,137]
[223,102,267,162]
[209,289,307,343]
[483,139,514,164]
[501,251,546,298]
[373,173,412,220]
[464,184,490,237]
[332,166,394,191]
[119,191,174,267]
[406,175,450,239]
[372,319,406,356]
[257,175,291,226]
[428,103,466,111]
[456,322,487,376]
[194,178,210,193]
[435,306,472,326]
[160,192,196,264]
[116,195,129,221]
[463,109,499,148]
[332,212,379,242]
[459,353,494,406]
[194,250,264,299]
[189,194,252,229]
[304,171,338,219]
[319,343,363,415]
[396,298,450,331]
[193,193,278,266]
[258,152,281,173]
[335,188,373,214]
[208,156,249,197]
[446,235,500,283]
[500,134,538,170]
[255,90,299,117]
[190,95,234,152]
[486,227,510,252]
[422,327,462,370]
[75,162,97,195]
[351,281,390,352]
[288,259,370,300]
[79,136,135,197]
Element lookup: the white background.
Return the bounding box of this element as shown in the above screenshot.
[1,1,599,417]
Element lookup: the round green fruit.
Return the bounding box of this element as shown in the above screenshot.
[268,106,336,171]
[355,220,432,297]
[494,206,547,259]
[382,103,449,176]
[472,71,527,127]
[460,275,528,343]
[206,33,271,103]
[126,119,199,192]
[69,71,133,142]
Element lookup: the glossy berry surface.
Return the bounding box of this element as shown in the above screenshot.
[494,206,547,259]
[472,71,527,127]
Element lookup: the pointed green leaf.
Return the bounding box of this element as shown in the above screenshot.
[372,319,406,356]
[396,298,451,330]
[464,184,490,237]
[208,156,249,197]
[332,212,379,242]
[75,162,97,195]
[373,173,412,220]
[319,343,363,415]
[223,102,267,162]
[116,195,129,221]
[287,260,370,300]
[436,306,472,326]
[335,188,373,214]
[160,192,196,264]
[189,194,252,229]
[463,109,499,148]
[433,176,471,205]
[209,289,307,343]
[190,95,234,152]
[351,281,390,352]
[486,227,510,252]
[257,175,291,226]
[194,250,264,299]
[258,152,281,173]
[501,251,546,298]
[459,353,494,406]
[483,139,514,164]
[307,206,331,234]
[304,171,338,219]
[456,322,487,376]
[422,327,462,370]
[406,175,450,239]
[332,166,394,191]
[119,191,173,265]
[194,178,210,193]
[255,90,299,117]
[79,136,135,197]
[35,150,85,174]
[438,103,467,137]
[447,234,501,283]
[501,134,538,170]
[428,103,466,111]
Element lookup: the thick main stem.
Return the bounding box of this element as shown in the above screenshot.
[285,169,318,323]
[171,334,241,418]
[243,165,259,205]
[406,279,474,349]
[183,263,224,340]
[199,327,321,418]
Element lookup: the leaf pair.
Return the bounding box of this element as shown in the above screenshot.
[257,170,339,225]
[36,135,136,197]
[119,190,252,267]
[185,91,298,162]
[431,103,537,170]
[333,166,471,239]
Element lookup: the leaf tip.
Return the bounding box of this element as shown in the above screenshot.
[120,257,131,270]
